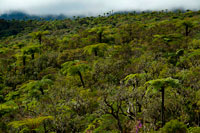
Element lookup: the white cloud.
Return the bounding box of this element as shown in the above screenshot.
[0,0,200,15]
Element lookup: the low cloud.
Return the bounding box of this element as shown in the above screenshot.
[0,0,200,16]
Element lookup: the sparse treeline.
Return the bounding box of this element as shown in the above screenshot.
[0,10,200,132]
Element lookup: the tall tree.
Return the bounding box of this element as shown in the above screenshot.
[177,20,194,36]
[61,60,90,88]
[23,45,41,60]
[19,76,53,98]
[146,77,180,127]
[84,43,109,56]
[89,27,107,43]
[30,31,49,44]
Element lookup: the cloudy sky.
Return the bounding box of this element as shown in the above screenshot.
[0,0,200,16]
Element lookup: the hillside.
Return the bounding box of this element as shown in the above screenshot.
[0,10,200,132]
[0,11,69,20]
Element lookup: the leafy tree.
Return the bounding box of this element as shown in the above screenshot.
[89,26,106,43]
[61,60,90,88]
[123,73,149,88]
[153,33,182,52]
[15,52,29,74]
[177,20,194,36]
[123,73,149,115]
[146,77,180,127]
[101,89,126,132]
[181,20,194,36]
[168,49,184,65]
[177,49,200,68]
[30,31,50,44]
[84,43,109,56]
[8,116,53,133]
[23,45,41,60]
[19,76,53,99]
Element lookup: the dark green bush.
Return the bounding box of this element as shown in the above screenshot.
[160,120,187,133]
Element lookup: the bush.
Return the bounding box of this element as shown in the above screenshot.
[188,127,200,133]
[160,119,187,133]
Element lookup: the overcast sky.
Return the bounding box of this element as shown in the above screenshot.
[0,0,200,16]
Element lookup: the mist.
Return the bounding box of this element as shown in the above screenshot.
[0,0,200,16]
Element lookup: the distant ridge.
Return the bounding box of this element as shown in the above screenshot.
[0,11,70,20]
[0,9,190,20]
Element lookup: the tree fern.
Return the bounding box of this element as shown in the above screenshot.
[29,31,50,44]
[22,45,41,60]
[8,116,53,132]
[84,43,109,56]
[19,77,53,99]
[145,77,180,127]
[61,60,90,87]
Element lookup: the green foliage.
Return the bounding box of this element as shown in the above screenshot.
[61,60,90,87]
[0,101,18,116]
[179,20,194,28]
[123,73,148,86]
[22,44,41,60]
[160,119,187,133]
[154,34,182,44]
[178,49,200,68]
[146,77,179,91]
[1,10,200,133]
[84,43,109,56]
[8,116,53,132]
[23,45,41,54]
[19,77,53,99]
[61,60,90,76]
[188,127,200,133]
[29,30,50,44]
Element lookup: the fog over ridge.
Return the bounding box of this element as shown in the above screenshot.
[0,0,200,16]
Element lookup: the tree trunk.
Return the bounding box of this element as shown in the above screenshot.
[185,25,189,36]
[44,123,47,133]
[23,56,26,74]
[31,53,35,60]
[39,88,44,95]
[94,50,98,56]
[78,71,85,88]
[31,129,37,133]
[137,102,142,113]
[99,32,102,43]
[23,56,26,66]
[117,119,123,133]
[161,87,165,127]
[39,35,42,44]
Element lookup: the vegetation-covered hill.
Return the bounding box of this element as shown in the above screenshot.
[0,11,69,20]
[0,10,200,132]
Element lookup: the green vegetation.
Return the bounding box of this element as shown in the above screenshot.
[0,10,200,132]
[161,119,187,133]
